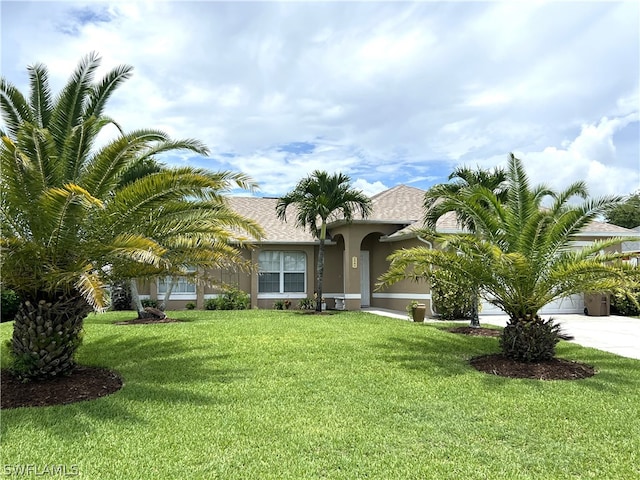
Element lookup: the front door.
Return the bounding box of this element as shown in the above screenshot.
[360,251,370,307]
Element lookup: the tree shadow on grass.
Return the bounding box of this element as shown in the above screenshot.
[1,333,251,441]
[84,333,251,392]
[376,324,640,393]
[375,325,500,376]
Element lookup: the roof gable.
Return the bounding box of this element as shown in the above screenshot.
[368,184,426,222]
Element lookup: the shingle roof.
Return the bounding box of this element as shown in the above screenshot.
[325,184,426,224]
[581,221,639,236]
[226,197,317,243]
[227,186,638,244]
[367,184,426,222]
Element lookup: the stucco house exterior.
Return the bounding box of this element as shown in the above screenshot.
[137,184,638,316]
[622,226,640,267]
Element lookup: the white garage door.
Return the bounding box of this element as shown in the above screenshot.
[481,294,584,316]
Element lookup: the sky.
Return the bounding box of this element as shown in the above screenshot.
[1,0,639,199]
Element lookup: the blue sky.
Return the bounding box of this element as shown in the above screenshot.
[1,0,639,198]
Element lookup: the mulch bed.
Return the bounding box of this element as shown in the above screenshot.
[470,354,596,380]
[298,310,339,315]
[114,317,180,325]
[448,326,595,380]
[1,366,123,409]
[447,326,501,337]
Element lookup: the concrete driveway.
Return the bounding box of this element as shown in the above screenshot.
[480,314,640,360]
[363,308,640,360]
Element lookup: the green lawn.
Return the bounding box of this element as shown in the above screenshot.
[2,310,639,479]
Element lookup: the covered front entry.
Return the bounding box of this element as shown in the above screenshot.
[360,250,370,307]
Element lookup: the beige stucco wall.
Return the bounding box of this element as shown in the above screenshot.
[130,224,628,315]
[370,237,433,314]
[132,224,434,313]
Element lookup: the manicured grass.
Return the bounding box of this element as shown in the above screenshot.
[2,310,639,479]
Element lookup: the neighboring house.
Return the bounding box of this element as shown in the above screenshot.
[137,185,639,316]
[622,226,640,267]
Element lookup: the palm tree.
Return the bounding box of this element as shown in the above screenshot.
[276,171,372,311]
[379,154,639,361]
[1,53,263,379]
[423,165,507,231]
[423,165,507,326]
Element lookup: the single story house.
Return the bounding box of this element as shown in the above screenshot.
[622,226,640,267]
[138,184,638,316]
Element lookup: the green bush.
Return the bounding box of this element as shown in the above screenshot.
[205,286,249,310]
[500,316,564,362]
[185,302,196,310]
[110,281,132,311]
[274,300,292,310]
[431,268,474,320]
[610,288,640,316]
[141,299,159,309]
[1,289,21,323]
[298,297,315,310]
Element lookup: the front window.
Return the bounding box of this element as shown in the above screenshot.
[158,267,196,295]
[258,251,306,293]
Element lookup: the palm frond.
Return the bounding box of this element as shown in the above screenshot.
[0,77,33,137]
[49,52,101,158]
[75,266,109,311]
[41,184,103,254]
[80,129,169,196]
[27,62,53,129]
[85,63,134,118]
[135,138,210,162]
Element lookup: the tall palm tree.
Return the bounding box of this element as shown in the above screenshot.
[1,53,263,379]
[423,165,507,231]
[423,165,507,326]
[379,154,639,361]
[276,171,372,311]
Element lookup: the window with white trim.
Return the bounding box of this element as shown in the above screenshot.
[158,268,196,294]
[258,251,306,293]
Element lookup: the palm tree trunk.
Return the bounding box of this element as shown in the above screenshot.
[11,295,92,380]
[316,237,325,312]
[159,278,177,311]
[130,279,145,318]
[469,289,480,327]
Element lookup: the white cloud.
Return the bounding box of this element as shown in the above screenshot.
[352,179,388,197]
[1,1,638,198]
[477,114,640,198]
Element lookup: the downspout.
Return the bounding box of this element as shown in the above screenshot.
[416,235,435,317]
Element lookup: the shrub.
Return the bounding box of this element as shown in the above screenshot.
[185,302,196,310]
[205,286,249,310]
[141,299,159,309]
[110,281,132,311]
[610,288,640,316]
[431,268,474,320]
[298,297,315,310]
[500,316,566,362]
[273,299,292,310]
[1,289,20,323]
